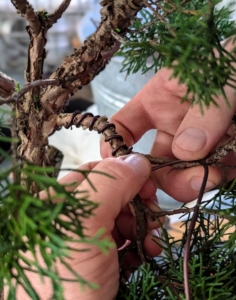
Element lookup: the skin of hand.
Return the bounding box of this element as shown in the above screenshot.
[17,155,163,300]
[100,37,236,203]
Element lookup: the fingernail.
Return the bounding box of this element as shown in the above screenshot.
[175,128,207,151]
[123,154,150,176]
[191,177,216,191]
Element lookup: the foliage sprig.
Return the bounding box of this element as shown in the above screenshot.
[0,162,113,299]
[118,0,236,110]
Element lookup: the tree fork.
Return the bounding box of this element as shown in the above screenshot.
[13,0,145,167]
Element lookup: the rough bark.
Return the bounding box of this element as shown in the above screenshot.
[13,0,145,166]
[0,72,15,99]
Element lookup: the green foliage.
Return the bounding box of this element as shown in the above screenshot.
[14,83,21,93]
[32,95,39,110]
[117,264,164,299]
[37,10,49,22]
[118,0,236,111]
[117,180,236,299]
[1,0,236,299]
[116,4,236,294]
[0,160,113,299]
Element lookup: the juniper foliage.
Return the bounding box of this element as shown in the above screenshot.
[0,154,113,299]
[116,1,236,298]
[118,0,236,110]
[118,181,236,299]
[0,0,236,299]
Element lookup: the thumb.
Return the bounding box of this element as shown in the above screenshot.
[172,90,236,160]
[172,37,236,161]
[77,154,151,234]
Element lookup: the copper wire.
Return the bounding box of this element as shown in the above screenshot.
[64,112,133,156]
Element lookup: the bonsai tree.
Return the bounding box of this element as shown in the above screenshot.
[0,0,236,299]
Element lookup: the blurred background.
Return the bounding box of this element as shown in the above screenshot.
[0,0,98,100]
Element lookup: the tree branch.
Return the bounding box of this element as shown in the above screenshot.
[40,0,146,112]
[14,0,146,166]
[0,71,16,99]
[10,0,41,35]
[11,0,50,89]
[142,203,230,220]
[56,111,236,170]
[56,112,133,157]
[9,79,61,103]
[47,0,72,28]
[206,137,236,163]
[144,0,176,36]
[0,79,61,106]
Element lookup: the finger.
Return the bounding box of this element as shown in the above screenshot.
[116,231,162,260]
[144,198,165,228]
[173,39,236,161]
[150,131,222,202]
[114,197,164,245]
[138,177,157,199]
[119,231,162,275]
[100,68,186,158]
[155,165,222,202]
[77,154,151,235]
[39,161,100,200]
[144,229,162,257]
[173,97,236,161]
[59,161,100,187]
[100,89,153,158]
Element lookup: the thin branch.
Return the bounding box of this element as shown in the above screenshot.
[206,137,236,163]
[111,30,126,44]
[156,275,182,299]
[56,112,236,171]
[129,19,160,33]
[9,79,61,104]
[0,72,16,99]
[11,0,41,35]
[0,99,16,106]
[184,161,208,300]
[143,204,231,220]
[144,0,176,36]
[47,0,72,28]
[56,112,133,157]
[111,33,161,54]
[40,0,145,110]
[11,104,18,168]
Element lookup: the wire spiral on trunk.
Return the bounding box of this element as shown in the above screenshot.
[63,111,133,157]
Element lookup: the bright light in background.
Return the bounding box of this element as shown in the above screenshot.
[0,0,99,13]
[217,0,236,19]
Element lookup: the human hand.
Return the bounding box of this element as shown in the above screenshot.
[17,155,163,300]
[101,38,236,203]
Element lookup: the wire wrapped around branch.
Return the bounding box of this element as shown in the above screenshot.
[56,111,132,157]
[56,111,236,168]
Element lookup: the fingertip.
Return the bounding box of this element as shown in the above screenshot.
[139,177,157,199]
[144,230,162,257]
[79,155,152,224]
[173,127,208,160]
[155,165,222,203]
[119,154,151,178]
[145,201,165,229]
[172,91,236,160]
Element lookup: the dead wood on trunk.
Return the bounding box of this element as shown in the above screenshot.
[10,0,144,167]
